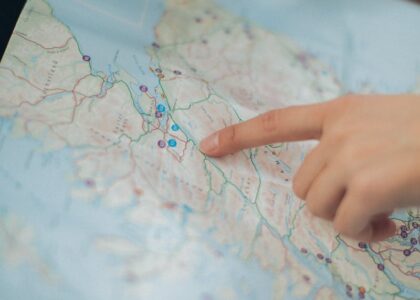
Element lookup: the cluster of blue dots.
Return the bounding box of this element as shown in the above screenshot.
[155,103,181,148]
[167,124,180,147]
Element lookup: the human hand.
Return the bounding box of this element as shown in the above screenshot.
[200,95,420,242]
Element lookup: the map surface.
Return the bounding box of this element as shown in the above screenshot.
[0,0,419,299]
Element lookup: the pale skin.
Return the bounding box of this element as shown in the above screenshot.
[200,94,420,242]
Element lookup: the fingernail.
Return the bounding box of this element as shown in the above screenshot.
[200,132,219,153]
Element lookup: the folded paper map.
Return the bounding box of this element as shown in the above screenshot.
[0,0,419,299]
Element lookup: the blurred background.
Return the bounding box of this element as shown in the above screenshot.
[2,0,420,92]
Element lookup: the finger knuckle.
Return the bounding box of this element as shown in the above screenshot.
[260,110,279,133]
[322,129,347,146]
[325,95,358,125]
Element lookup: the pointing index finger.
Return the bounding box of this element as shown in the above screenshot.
[199,103,329,157]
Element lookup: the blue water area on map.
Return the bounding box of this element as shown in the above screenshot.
[0,119,130,300]
[0,116,276,299]
[218,0,420,93]
[47,0,164,93]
